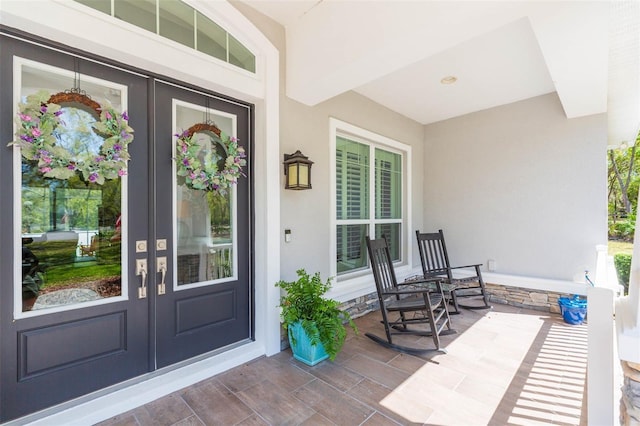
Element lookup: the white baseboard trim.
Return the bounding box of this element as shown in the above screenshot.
[482,272,590,296]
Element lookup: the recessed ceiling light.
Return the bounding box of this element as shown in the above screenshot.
[440,76,458,85]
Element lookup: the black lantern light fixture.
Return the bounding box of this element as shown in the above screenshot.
[283,150,313,190]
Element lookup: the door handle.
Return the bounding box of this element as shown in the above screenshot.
[157,257,167,295]
[136,259,148,299]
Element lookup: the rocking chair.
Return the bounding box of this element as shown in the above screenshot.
[365,236,455,355]
[79,235,98,257]
[415,229,491,314]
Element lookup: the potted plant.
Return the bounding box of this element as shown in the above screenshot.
[276,269,357,365]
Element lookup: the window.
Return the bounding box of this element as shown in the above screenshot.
[74,0,256,73]
[334,127,405,277]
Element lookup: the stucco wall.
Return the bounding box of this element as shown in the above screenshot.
[278,94,425,282]
[233,2,608,285]
[233,2,425,283]
[423,93,608,282]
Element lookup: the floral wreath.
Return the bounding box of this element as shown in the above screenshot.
[175,123,246,195]
[9,89,134,185]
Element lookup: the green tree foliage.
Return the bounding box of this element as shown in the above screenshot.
[206,191,231,238]
[614,253,631,295]
[608,132,640,241]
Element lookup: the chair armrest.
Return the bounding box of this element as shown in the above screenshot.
[401,275,456,292]
[381,287,435,297]
[400,275,441,286]
[449,264,482,270]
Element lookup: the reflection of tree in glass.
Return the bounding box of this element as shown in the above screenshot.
[194,132,227,170]
[207,191,231,239]
[22,187,49,234]
[54,107,103,161]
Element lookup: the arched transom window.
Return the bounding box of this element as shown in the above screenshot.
[75,0,256,73]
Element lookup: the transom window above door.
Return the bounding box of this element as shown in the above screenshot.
[74,0,256,73]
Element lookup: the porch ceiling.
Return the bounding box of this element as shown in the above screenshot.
[240,0,640,147]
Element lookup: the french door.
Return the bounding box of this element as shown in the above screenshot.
[0,33,253,422]
[153,81,252,368]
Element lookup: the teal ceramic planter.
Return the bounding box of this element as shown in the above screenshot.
[288,321,329,366]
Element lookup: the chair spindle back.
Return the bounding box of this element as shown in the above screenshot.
[416,230,452,279]
[365,236,398,294]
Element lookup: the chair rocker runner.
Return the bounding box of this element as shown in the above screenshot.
[416,229,491,314]
[365,236,455,355]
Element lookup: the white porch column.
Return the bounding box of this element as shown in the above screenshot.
[612,0,640,423]
[588,286,616,425]
[617,225,640,425]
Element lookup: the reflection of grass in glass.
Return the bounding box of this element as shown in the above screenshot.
[28,240,76,268]
[43,264,121,288]
[95,240,121,263]
[29,240,122,288]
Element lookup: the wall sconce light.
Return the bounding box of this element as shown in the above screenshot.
[283,150,313,190]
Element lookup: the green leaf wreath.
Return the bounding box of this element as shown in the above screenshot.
[8,90,134,185]
[175,123,246,195]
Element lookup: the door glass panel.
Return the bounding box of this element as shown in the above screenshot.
[174,102,237,288]
[17,59,127,314]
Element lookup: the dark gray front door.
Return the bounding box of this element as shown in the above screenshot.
[153,82,253,368]
[0,34,151,422]
[0,34,253,422]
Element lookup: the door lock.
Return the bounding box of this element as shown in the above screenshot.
[135,240,147,253]
[136,259,148,299]
[157,257,167,295]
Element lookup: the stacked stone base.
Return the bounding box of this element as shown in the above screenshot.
[485,283,567,313]
[340,282,574,318]
[339,292,380,319]
[621,361,640,426]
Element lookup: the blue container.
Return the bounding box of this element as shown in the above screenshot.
[288,321,329,366]
[558,295,587,325]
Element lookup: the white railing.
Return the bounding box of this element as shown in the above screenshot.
[589,243,629,425]
[587,284,617,425]
[616,223,640,364]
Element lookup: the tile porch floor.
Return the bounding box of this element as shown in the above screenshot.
[97,303,588,426]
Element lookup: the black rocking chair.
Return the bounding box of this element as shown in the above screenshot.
[365,236,455,355]
[416,229,492,314]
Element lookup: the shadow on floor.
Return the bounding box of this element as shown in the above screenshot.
[487,317,588,426]
[97,303,587,426]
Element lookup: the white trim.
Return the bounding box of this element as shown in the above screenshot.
[483,271,590,296]
[1,1,263,100]
[588,286,619,425]
[327,264,415,303]
[329,118,413,298]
